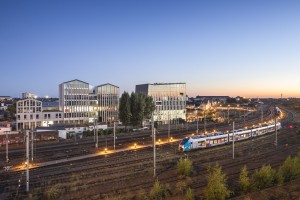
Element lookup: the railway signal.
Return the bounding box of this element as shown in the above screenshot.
[152,113,156,177]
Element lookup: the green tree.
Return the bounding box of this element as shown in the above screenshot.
[150,179,165,200]
[144,95,155,119]
[119,92,131,128]
[7,103,16,120]
[239,165,250,193]
[177,157,193,177]
[130,92,139,126]
[251,164,275,190]
[277,155,300,182]
[204,163,231,200]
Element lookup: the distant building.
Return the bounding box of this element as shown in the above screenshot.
[136,83,186,124]
[22,92,36,99]
[16,98,63,131]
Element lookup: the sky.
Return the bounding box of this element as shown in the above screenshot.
[0,0,300,98]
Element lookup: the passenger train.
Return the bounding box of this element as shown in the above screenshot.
[179,121,281,152]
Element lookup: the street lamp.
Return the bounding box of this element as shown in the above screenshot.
[227,105,230,124]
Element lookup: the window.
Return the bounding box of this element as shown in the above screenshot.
[17,115,20,120]
[36,114,39,119]
[44,114,47,119]
[30,114,33,120]
[24,115,27,119]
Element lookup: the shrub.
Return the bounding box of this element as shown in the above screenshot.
[177,157,193,177]
[44,184,62,200]
[251,164,275,190]
[204,163,231,200]
[150,179,167,200]
[277,155,300,182]
[239,165,250,193]
[185,187,195,200]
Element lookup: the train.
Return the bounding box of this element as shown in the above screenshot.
[179,121,281,152]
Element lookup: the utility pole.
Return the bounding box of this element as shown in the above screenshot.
[275,117,277,147]
[196,110,199,134]
[93,119,96,142]
[31,130,34,162]
[168,114,170,141]
[113,121,116,150]
[26,130,29,192]
[95,120,98,148]
[261,107,263,122]
[227,106,230,124]
[6,131,9,163]
[204,110,206,133]
[232,122,235,160]
[152,114,156,177]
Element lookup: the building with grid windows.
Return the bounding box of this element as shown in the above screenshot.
[59,79,91,124]
[92,84,119,124]
[135,83,186,124]
[16,98,63,131]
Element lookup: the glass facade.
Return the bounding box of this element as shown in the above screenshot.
[94,84,119,123]
[59,79,90,123]
[136,83,186,123]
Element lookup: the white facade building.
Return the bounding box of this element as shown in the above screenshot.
[135,83,187,124]
[16,98,63,131]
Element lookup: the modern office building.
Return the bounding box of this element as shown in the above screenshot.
[17,79,120,131]
[59,79,91,124]
[135,83,186,123]
[92,83,119,124]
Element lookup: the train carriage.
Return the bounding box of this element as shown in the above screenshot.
[179,121,281,152]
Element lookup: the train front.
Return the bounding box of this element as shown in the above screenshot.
[178,137,191,152]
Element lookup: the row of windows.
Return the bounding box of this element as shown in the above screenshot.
[17,113,62,120]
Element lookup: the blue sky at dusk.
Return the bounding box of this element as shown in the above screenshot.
[1,0,299,98]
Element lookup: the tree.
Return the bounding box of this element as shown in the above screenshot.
[204,163,231,200]
[277,155,300,182]
[144,95,155,119]
[130,92,139,127]
[239,165,250,193]
[251,164,275,190]
[119,92,131,128]
[177,157,193,177]
[150,179,165,200]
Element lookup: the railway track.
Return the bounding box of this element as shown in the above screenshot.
[1,106,289,199]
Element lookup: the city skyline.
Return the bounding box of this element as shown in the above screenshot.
[1,0,300,98]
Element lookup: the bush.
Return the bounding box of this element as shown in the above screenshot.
[149,179,168,200]
[239,165,250,193]
[277,155,300,182]
[185,187,195,200]
[177,157,193,177]
[44,184,62,200]
[204,163,231,200]
[251,164,275,190]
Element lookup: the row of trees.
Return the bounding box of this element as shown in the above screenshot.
[119,92,155,127]
[148,152,300,200]
[205,152,300,200]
